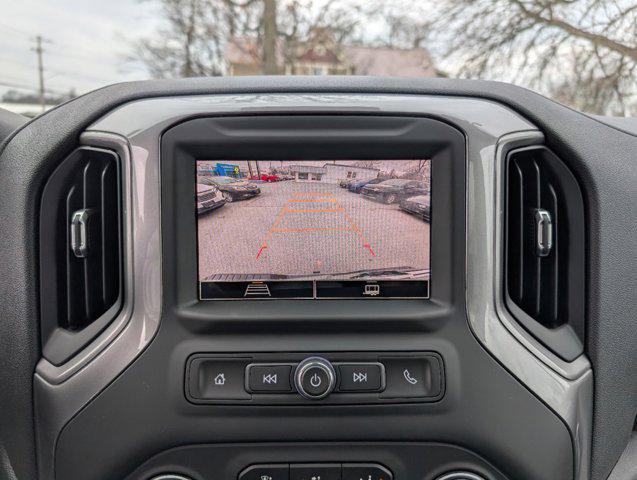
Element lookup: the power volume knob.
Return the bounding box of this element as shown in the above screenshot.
[294,357,336,400]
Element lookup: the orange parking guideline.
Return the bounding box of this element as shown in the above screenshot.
[285,207,344,213]
[255,200,290,259]
[293,192,333,197]
[256,190,376,259]
[333,198,376,256]
[271,227,355,233]
[288,198,337,203]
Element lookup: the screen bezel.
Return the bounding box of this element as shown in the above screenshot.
[161,114,465,327]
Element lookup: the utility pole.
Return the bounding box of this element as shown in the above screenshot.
[32,35,46,113]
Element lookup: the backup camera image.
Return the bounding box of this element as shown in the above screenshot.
[196,160,431,299]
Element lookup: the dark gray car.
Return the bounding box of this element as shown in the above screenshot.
[361,179,428,204]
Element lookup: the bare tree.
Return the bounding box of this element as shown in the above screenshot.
[222,0,280,73]
[383,13,430,49]
[354,160,376,168]
[134,0,364,77]
[378,0,636,114]
[400,159,431,180]
[133,0,231,77]
[277,0,364,73]
[427,0,637,114]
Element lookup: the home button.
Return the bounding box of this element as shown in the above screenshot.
[188,357,251,400]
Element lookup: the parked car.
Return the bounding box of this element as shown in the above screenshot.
[347,177,384,193]
[196,183,226,215]
[249,174,280,182]
[198,175,261,202]
[400,195,431,221]
[361,179,429,204]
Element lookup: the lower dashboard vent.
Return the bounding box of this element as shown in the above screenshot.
[40,147,123,365]
[505,146,585,361]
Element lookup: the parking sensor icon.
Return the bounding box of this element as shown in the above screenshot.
[244,282,271,297]
[363,284,380,296]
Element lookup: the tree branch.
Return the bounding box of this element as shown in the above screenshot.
[511,0,637,60]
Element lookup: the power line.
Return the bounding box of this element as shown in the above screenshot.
[0,79,66,95]
[0,22,32,38]
[47,69,113,84]
[0,55,112,84]
[47,50,102,62]
[0,56,35,69]
[0,80,39,92]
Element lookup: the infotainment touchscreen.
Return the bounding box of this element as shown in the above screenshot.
[196,160,430,299]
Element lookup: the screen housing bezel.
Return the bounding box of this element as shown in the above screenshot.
[161,114,465,329]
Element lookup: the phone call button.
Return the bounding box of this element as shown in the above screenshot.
[379,356,442,399]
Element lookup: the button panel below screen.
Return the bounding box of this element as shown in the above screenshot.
[186,353,443,404]
[239,463,393,480]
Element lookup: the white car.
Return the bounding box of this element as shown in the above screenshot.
[196,182,226,215]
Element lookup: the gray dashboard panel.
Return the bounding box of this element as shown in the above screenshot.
[30,93,591,479]
[608,434,637,480]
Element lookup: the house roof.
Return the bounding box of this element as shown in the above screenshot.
[225,37,441,78]
[289,165,326,174]
[323,163,379,171]
[226,37,277,66]
[343,46,437,77]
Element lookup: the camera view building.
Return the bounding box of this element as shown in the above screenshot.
[290,163,379,183]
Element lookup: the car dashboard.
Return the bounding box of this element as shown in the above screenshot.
[0,77,636,480]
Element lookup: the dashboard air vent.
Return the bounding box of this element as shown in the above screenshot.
[505,146,585,361]
[40,147,123,365]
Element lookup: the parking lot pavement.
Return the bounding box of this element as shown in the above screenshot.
[197,181,430,280]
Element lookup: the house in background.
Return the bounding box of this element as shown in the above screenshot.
[225,28,443,78]
[322,163,379,183]
[290,163,379,183]
[289,164,327,182]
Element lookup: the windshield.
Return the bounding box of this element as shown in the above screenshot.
[2,0,635,117]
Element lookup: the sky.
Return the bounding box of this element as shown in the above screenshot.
[0,0,395,99]
[0,0,161,97]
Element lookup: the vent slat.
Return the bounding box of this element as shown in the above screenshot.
[83,160,103,322]
[542,184,559,325]
[65,184,82,328]
[530,159,541,316]
[101,162,109,304]
[508,162,524,303]
[101,161,118,306]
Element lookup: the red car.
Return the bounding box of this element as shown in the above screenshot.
[251,174,280,182]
